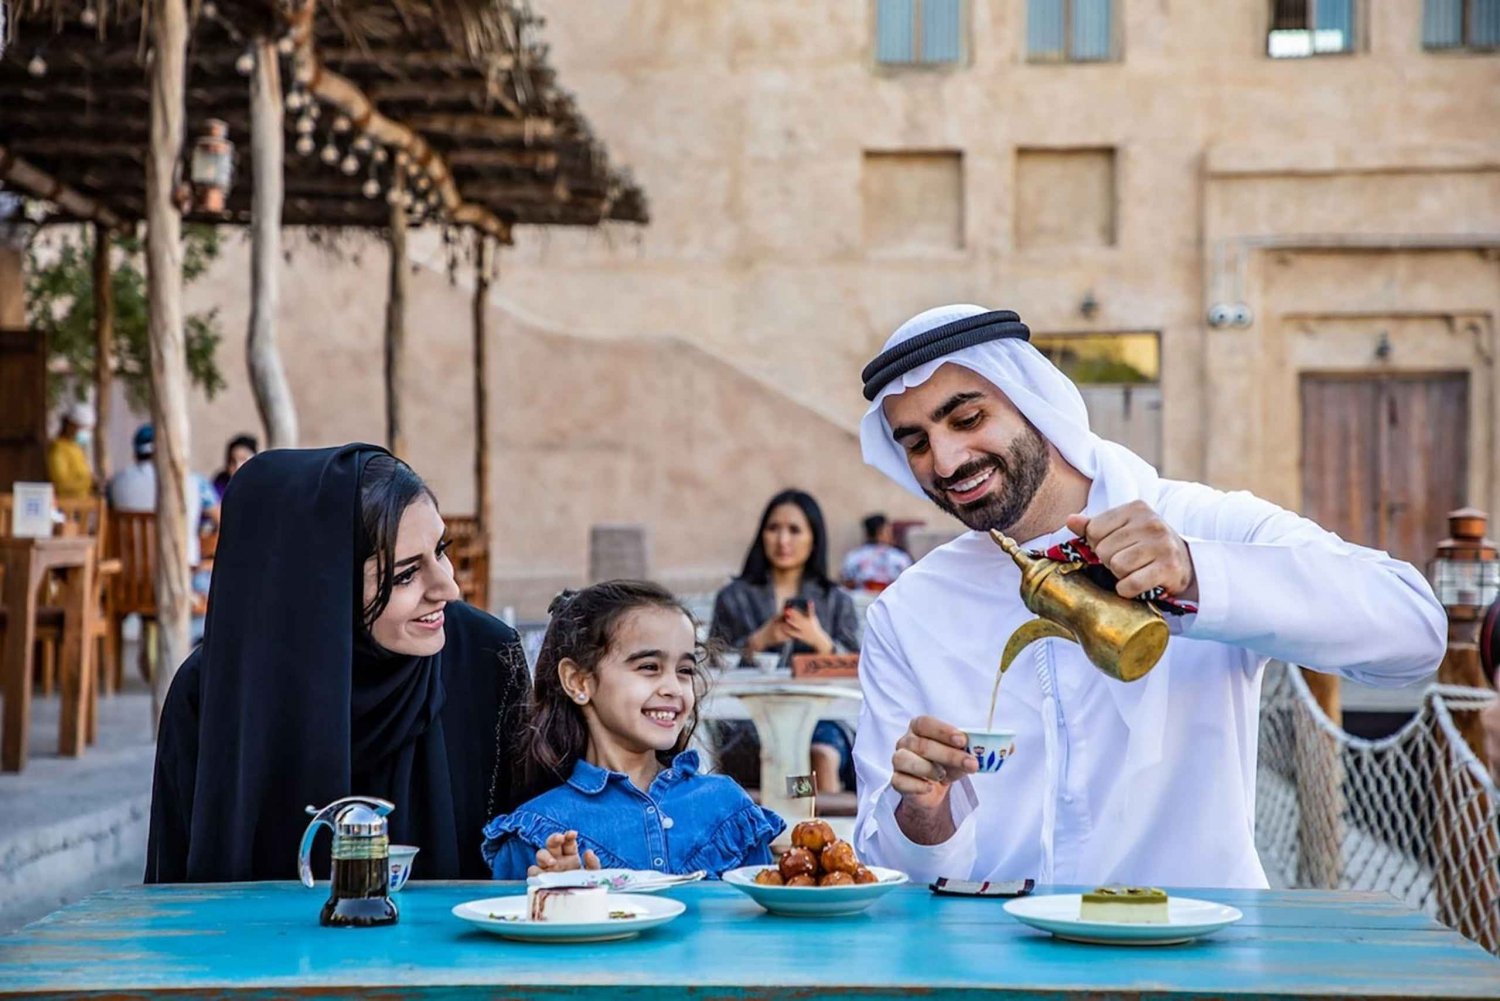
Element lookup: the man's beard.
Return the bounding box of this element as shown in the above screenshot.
[922,424,1050,533]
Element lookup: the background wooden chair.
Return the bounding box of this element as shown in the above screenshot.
[444,515,490,612]
[105,510,159,687]
[51,498,119,696]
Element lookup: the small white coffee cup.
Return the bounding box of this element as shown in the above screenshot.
[388,844,420,892]
[962,728,1016,774]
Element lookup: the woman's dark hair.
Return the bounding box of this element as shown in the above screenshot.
[522,580,709,800]
[737,488,832,588]
[225,433,259,465]
[356,453,439,629]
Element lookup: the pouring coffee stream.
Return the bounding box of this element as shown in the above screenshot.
[985,529,1170,729]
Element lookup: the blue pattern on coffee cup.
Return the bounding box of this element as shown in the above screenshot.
[969,740,1014,774]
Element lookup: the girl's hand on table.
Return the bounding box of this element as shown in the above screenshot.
[526,830,601,876]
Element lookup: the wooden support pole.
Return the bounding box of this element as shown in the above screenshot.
[472,231,491,538]
[145,0,192,724]
[385,159,408,460]
[247,37,299,450]
[91,222,114,483]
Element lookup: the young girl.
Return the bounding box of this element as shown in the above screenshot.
[482,580,785,879]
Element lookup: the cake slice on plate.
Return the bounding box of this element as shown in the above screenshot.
[1079,885,1170,924]
[526,884,612,923]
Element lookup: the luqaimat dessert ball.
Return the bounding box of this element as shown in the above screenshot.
[752,836,877,888]
[820,840,859,876]
[791,819,837,854]
[778,847,819,881]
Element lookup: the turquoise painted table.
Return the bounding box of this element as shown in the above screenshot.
[2,882,1498,998]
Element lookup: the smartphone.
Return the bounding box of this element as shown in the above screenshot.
[783,597,810,615]
[929,877,1035,898]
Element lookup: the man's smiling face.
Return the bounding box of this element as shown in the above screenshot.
[882,363,1051,533]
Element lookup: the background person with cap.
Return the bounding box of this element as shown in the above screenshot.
[850,304,1447,889]
[108,424,218,636]
[46,401,96,499]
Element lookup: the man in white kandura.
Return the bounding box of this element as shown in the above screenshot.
[851,304,1446,888]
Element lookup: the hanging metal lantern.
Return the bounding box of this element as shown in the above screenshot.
[1431,508,1500,614]
[190,119,235,213]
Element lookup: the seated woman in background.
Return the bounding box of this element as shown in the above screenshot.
[211,433,258,502]
[146,445,530,882]
[710,489,860,794]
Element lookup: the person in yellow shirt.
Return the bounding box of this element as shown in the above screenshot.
[46,402,96,499]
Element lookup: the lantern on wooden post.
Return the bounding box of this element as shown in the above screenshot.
[190,119,235,213]
[1432,509,1500,618]
[1432,508,1498,720]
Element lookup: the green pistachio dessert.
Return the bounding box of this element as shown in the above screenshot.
[1079,885,1170,923]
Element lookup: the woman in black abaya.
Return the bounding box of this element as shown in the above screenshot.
[146,445,530,882]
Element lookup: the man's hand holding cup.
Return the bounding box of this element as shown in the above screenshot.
[892,715,978,845]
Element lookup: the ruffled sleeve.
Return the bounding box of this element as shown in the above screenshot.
[480,809,634,879]
[683,803,786,876]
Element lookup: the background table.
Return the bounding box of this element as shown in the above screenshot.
[3,882,1498,998]
[1,536,96,772]
[705,674,863,843]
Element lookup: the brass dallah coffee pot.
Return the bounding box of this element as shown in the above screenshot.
[990,529,1169,682]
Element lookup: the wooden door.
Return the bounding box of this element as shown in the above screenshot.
[0,327,48,493]
[1300,373,1469,567]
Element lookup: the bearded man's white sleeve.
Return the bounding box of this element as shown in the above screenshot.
[1170,482,1445,686]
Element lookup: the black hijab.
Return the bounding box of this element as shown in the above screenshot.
[145,444,529,882]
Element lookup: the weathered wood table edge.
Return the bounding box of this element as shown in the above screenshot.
[2,882,1497,1000]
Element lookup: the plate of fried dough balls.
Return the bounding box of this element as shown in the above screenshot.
[722,820,908,916]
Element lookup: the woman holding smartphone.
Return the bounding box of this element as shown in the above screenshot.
[710,489,861,792]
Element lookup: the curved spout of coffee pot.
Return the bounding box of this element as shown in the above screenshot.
[1000,617,1077,675]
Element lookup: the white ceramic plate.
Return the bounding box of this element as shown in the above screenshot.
[527,869,706,894]
[451,893,686,943]
[721,865,909,917]
[1003,893,1243,946]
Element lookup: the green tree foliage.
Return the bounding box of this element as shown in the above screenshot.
[26,225,226,408]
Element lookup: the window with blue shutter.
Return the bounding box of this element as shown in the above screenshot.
[1422,0,1499,49]
[1027,0,1115,62]
[1268,0,1356,57]
[1477,0,1500,46]
[922,0,963,62]
[876,0,918,62]
[875,0,965,65]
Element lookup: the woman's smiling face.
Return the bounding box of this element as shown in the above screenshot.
[362,497,460,656]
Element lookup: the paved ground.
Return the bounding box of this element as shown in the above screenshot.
[0,662,155,933]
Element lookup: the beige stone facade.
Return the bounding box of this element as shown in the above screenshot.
[175,0,1499,616]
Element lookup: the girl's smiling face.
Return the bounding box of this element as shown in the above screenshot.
[562,606,700,756]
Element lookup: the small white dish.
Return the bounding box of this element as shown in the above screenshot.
[721,865,908,917]
[451,893,686,943]
[528,868,706,894]
[1003,893,1243,946]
